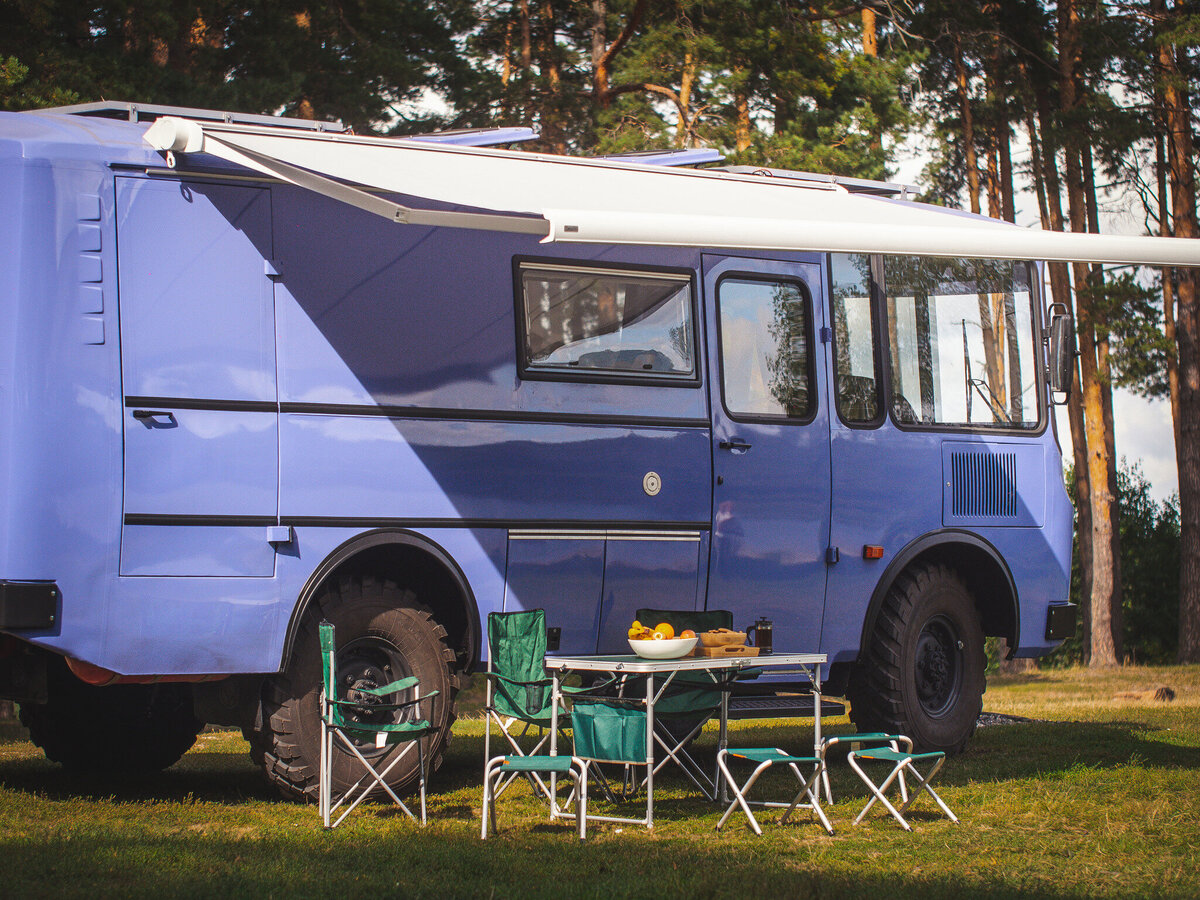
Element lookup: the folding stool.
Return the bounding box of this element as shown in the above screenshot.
[715,747,833,835]
[846,739,958,831]
[482,754,589,840]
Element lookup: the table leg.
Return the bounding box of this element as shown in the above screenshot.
[550,671,561,818]
[645,673,655,829]
[718,685,729,803]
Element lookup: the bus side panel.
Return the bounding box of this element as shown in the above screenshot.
[0,155,123,665]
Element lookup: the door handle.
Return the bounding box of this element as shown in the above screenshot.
[718,438,752,452]
[132,409,177,426]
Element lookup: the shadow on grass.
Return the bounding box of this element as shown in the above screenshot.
[0,826,1136,900]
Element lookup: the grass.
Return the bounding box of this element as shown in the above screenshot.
[1,665,1198,899]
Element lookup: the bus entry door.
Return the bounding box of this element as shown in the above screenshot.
[702,255,831,654]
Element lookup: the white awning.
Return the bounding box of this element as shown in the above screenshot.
[144,116,1200,268]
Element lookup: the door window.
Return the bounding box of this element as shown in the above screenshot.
[717,277,813,420]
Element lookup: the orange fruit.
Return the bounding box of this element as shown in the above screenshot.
[681,629,696,639]
[653,622,674,640]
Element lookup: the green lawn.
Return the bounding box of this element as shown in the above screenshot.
[2,665,1197,899]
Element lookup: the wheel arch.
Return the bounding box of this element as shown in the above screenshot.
[858,530,1019,662]
[280,529,481,675]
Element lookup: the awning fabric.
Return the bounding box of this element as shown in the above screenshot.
[144,116,1200,268]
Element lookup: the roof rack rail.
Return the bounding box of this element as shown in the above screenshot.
[405,126,539,147]
[34,101,344,133]
[596,148,725,167]
[713,165,916,198]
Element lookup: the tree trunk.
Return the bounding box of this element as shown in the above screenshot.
[953,34,981,215]
[1157,0,1200,663]
[1059,0,1118,667]
[1033,78,1093,622]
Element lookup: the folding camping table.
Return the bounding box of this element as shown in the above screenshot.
[544,650,826,829]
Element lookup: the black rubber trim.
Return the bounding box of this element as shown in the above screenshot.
[1045,602,1078,641]
[124,514,278,527]
[125,395,709,430]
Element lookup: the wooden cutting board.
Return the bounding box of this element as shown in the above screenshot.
[693,644,760,657]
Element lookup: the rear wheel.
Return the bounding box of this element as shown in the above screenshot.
[847,563,985,754]
[247,576,458,801]
[20,658,201,774]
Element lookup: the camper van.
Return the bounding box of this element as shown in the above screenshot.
[1,103,1192,799]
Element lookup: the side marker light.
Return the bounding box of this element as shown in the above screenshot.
[862,545,885,560]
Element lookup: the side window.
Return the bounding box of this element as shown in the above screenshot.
[884,256,1039,428]
[830,253,882,424]
[718,277,812,419]
[519,263,695,378]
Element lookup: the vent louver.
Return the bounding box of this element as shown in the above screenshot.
[951,451,1017,518]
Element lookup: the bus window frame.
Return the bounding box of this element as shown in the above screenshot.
[714,271,819,427]
[512,256,703,388]
[828,253,888,431]
[879,256,1048,437]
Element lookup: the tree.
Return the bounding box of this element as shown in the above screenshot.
[0,2,475,131]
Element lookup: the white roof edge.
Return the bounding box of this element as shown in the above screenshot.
[143,116,1200,268]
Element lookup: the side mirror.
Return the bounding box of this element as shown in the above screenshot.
[1047,305,1075,398]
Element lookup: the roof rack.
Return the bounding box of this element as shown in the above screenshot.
[596,148,725,168]
[713,165,915,198]
[35,101,344,133]
[406,126,539,147]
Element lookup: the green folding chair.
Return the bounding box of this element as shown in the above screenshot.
[716,747,833,835]
[846,735,959,830]
[318,622,437,828]
[483,609,597,798]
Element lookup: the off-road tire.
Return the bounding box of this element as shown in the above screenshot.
[847,563,985,754]
[19,657,201,774]
[246,575,458,802]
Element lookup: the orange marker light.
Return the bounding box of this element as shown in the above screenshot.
[862,545,885,560]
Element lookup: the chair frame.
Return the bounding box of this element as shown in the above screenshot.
[715,747,833,835]
[847,738,959,831]
[481,754,589,840]
[318,621,437,829]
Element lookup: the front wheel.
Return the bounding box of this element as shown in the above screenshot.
[847,563,986,754]
[246,576,458,801]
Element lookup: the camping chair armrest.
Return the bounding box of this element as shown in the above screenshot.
[329,689,439,712]
[561,676,618,695]
[353,675,420,697]
[486,671,554,690]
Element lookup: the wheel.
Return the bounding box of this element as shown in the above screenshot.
[847,563,986,754]
[19,657,201,774]
[246,575,458,802]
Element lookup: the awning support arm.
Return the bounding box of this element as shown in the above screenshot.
[193,132,551,237]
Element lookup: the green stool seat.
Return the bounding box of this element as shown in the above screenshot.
[499,754,578,774]
[716,747,833,836]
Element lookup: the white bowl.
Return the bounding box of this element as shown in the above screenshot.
[628,636,698,659]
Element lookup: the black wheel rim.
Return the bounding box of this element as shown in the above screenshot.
[914,614,962,718]
[336,636,415,753]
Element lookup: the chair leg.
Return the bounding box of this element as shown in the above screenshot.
[780,762,834,835]
[895,757,958,824]
[329,734,419,828]
[715,752,772,835]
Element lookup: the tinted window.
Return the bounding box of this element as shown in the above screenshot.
[830,253,882,424]
[520,264,695,377]
[718,278,812,419]
[885,257,1039,428]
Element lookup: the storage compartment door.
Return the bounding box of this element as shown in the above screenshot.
[116,178,279,576]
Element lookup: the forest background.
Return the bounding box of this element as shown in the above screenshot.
[1,0,1197,668]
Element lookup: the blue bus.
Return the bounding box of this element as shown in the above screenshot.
[3,103,1186,799]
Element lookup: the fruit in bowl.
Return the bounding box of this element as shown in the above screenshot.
[627,620,697,658]
[628,635,698,659]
